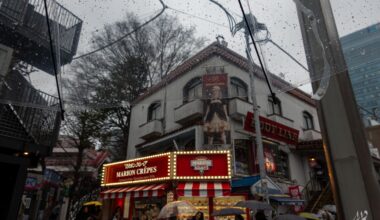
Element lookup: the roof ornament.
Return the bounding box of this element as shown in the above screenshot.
[216,35,228,47]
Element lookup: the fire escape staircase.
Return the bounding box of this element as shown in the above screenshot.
[0,70,61,155]
[302,177,334,213]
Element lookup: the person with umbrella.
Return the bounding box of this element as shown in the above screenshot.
[191,211,204,220]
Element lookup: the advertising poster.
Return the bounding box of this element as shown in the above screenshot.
[288,185,304,213]
[202,73,231,146]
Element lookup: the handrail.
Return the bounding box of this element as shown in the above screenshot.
[0,70,61,147]
[310,182,330,212]
[0,0,82,54]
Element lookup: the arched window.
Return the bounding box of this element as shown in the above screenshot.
[183,77,202,103]
[303,111,314,130]
[230,77,248,100]
[268,96,282,116]
[148,102,161,121]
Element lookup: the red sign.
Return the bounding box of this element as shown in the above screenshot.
[102,154,170,186]
[174,151,231,180]
[288,185,304,213]
[244,112,299,145]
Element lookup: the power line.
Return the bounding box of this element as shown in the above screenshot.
[72,0,167,60]
[43,0,65,120]
[167,6,230,29]
[237,0,276,102]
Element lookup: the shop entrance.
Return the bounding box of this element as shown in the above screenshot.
[132,197,165,220]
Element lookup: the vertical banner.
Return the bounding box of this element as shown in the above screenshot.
[202,73,231,147]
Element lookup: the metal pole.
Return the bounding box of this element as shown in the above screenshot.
[296,0,380,219]
[244,33,268,202]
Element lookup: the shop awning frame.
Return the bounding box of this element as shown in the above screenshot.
[269,196,305,206]
[176,182,231,197]
[100,183,167,199]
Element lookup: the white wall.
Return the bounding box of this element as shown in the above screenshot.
[127,54,320,159]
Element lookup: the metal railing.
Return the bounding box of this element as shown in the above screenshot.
[0,0,82,54]
[0,70,61,147]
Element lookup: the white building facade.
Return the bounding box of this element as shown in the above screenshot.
[127,42,324,193]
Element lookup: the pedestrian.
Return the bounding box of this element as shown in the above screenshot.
[49,203,61,220]
[112,206,122,220]
[192,211,204,220]
[255,211,267,220]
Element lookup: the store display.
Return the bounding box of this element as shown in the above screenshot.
[178,197,210,220]
[213,196,247,220]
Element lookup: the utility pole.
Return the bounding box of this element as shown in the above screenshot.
[295,0,380,219]
[209,0,268,201]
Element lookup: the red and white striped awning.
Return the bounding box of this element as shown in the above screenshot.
[101,183,167,199]
[177,182,230,197]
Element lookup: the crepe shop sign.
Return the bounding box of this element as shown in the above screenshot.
[116,161,157,178]
[102,154,170,186]
[191,157,213,175]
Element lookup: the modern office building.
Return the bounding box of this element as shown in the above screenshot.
[341,23,380,122]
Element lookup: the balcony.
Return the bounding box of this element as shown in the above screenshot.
[267,114,294,128]
[0,0,82,74]
[301,129,322,141]
[229,98,252,120]
[139,120,163,140]
[174,99,203,125]
[0,70,61,155]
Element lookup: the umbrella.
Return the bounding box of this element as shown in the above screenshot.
[299,212,320,220]
[322,205,336,213]
[157,201,198,219]
[235,200,273,211]
[212,207,245,216]
[274,214,306,220]
[83,201,102,206]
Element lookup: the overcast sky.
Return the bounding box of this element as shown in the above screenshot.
[29,0,380,104]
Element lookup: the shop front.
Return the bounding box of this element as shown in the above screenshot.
[100,151,245,220]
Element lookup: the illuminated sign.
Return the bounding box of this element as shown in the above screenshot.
[101,153,171,186]
[174,151,231,180]
[101,151,231,186]
[191,156,213,175]
[244,112,299,145]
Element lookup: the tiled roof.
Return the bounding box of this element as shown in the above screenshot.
[133,42,315,106]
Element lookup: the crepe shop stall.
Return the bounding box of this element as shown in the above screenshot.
[100,151,245,220]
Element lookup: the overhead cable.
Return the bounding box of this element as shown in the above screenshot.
[237,0,276,102]
[73,0,167,60]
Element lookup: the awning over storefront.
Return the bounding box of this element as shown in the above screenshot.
[101,183,167,199]
[269,196,305,206]
[177,182,230,197]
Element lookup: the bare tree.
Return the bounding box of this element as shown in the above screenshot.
[69,13,205,160]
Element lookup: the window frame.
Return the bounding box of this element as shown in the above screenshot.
[268,96,282,116]
[303,111,314,130]
[183,77,202,103]
[230,77,248,101]
[148,101,161,121]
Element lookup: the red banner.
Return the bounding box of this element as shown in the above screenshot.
[244,112,299,145]
[202,73,231,145]
[102,154,170,186]
[174,151,231,179]
[288,185,304,213]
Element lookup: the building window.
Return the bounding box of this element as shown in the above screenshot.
[148,102,161,121]
[230,77,248,100]
[263,142,289,179]
[268,96,282,116]
[234,139,251,175]
[183,77,202,103]
[303,111,314,130]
